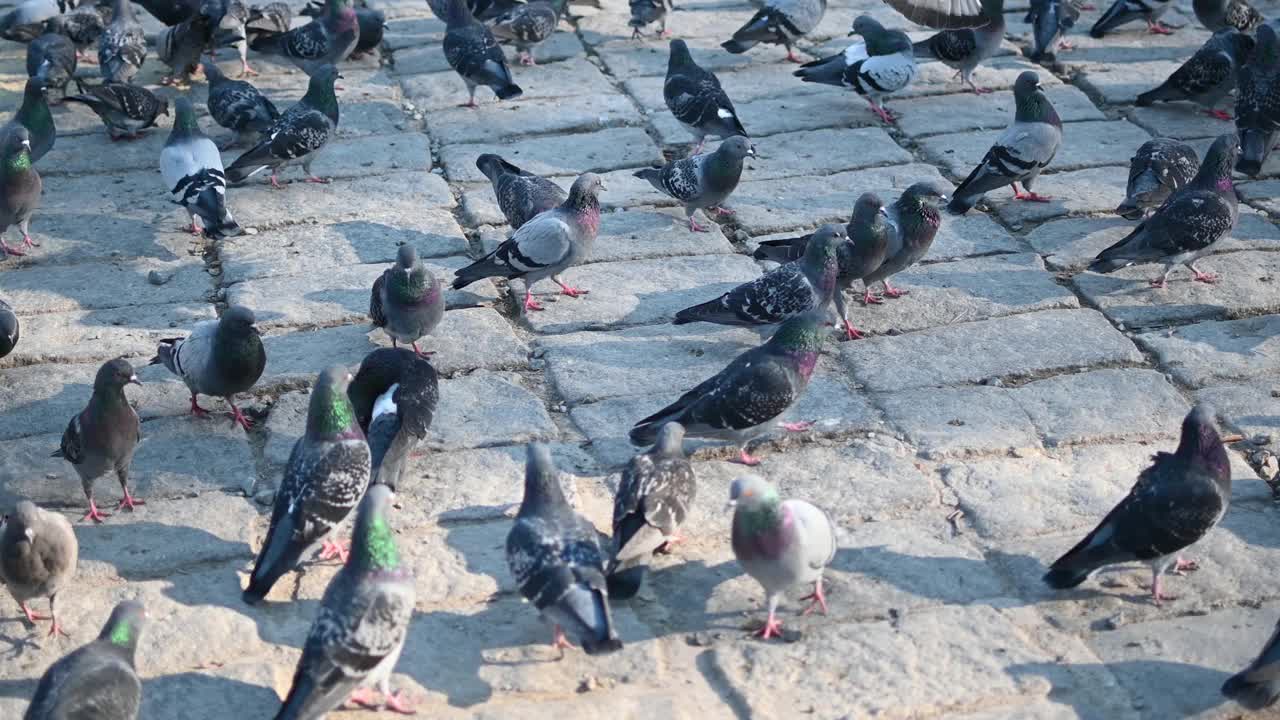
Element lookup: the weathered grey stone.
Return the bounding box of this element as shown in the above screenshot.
[331,99,414,138]
[577,6,746,44]
[1028,212,1280,270]
[426,93,643,144]
[40,170,172,218]
[1240,179,1280,216]
[1011,368,1190,446]
[920,120,1151,180]
[595,35,796,78]
[439,127,663,183]
[230,132,432,185]
[228,170,455,232]
[20,212,202,267]
[1076,59,1198,106]
[878,385,1042,458]
[748,127,914,179]
[724,89,891,136]
[623,65,826,111]
[39,129,168,175]
[1136,315,1280,388]
[1,303,215,369]
[0,260,211,313]
[1010,19,1210,65]
[988,167,1132,224]
[894,84,1106,138]
[1196,377,1280,443]
[1128,105,1227,140]
[402,55,609,109]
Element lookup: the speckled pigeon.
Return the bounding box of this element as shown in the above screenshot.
[247,1,292,36]
[4,77,54,163]
[249,0,358,77]
[211,0,252,76]
[1043,404,1230,605]
[0,127,42,257]
[475,153,566,230]
[489,0,565,66]
[369,244,445,357]
[1,500,78,638]
[204,58,280,148]
[865,181,948,300]
[948,71,1061,213]
[52,358,142,524]
[1224,618,1280,710]
[156,7,217,85]
[27,34,75,97]
[302,0,384,58]
[912,0,1004,94]
[1235,24,1280,177]
[44,7,109,59]
[98,0,145,84]
[1090,0,1174,35]
[607,422,696,600]
[443,0,522,106]
[721,0,825,62]
[729,474,836,639]
[629,0,672,38]
[160,97,241,238]
[452,173,604,312]
[23,600,145,720]
[1195,0,1262,32]
[1025,0,1081,62]
[665,39,748,153]
[1090,133,1239,288]
[634,135,754,232]
[507,443,623,655]
[1116,138,1199,219]
[630,310,826,465]
[1136,29,1253,121]
[226,65,340,186]
[347,347,438,491]
[794,15,917,124]
[151,306,265,430]
[0,298,17,359]
[64,80,169,140]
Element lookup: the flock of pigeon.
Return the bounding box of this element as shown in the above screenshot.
[1,0,1280,714]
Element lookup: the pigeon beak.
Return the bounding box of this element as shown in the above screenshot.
[23,527,34,542]
[747,144,757,157]
[128,374,140,386]
[20,139,29,150]
[878,206,889,218]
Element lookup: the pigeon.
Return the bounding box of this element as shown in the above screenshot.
[606,422,696,600]
[248,0,358,78]
[63,80,169,140]
[273,485,417,718]
[1043,404,1230,605]
[247,0,291,36]
[302,0,384,58]
[912,0,1004,94]
[4,77,55,163]
[633,135,755,232]
[0,0,70,42]
[1135,29,1253,121]
[156,7,217,85]
[948,71,1062,213]
[729,474,837,639]
[630,310,826,465]
[225,65,340,187]
[1,500,78,638]
[23,600,145,720]
[452,173,605,312]
[159,96,241,239]
[1090,133,1239,287]
[98,0,145,84]
[863,181,949,301]
[488,0,565,66]
[27,34,76,97]
[0,126,42,258]
[150,306,265,431]
[1025,0,1081,61]
[44,6,109,59]
[721,0,826,63]
[212,0,252,77]
[369,244,445,356]
[204,58,280,149]
[507,443,623,655]
[1090,0,1174,35]
[442,0,522,107]
[880,0,997,27]
[475,152,566,230]
[0,298,17,359]
[51,358,142,524]
[133,0,201,25]
[1236,24,1280,177]
[243,366,371,604]
[628,0,672,38]
[674,224,846,331]
[1224,618,1280,710]
[794,15,917,124]
[1115,138,1199,219]
[665,39,749,153]
[1194,0,1262,32]
[346,348,439,491]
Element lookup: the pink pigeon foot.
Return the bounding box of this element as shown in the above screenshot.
[552,625,575,651]
[1191,269,1219,284]
[1058,39,1076,50]
[1147,20,1173,34]
[1011,184,1052,202]
[523,291,545,312]
[968,82,993,94]
[785,49,803,63]
[411,342,436,357]
[691,138,706,154]
[462,99,479,108]
[1,240,25,256]
[689,217,710,232]
[842,320,864,340]
[1173,556,1199,575]
[519,52,536,66]
[1148,277,1169,289]
[709,206,735,217]
[737,448,761,466]
[318,539,350,563]
[755,612,783,639]
[781,421,813,432]
[305,176,331,184]
[862,289,883,305]
[799,579,829,616]
[1205,109,1232,121]
[1151,572,1176,606]
[81,500,111,523]
[228,403,253,431]
[382,691,416,714]
[867,102,897,124]
[270,173,282,189]
[659,28,672,38]
[21,234,39,249]
[555,282,589,298]
[189,395,211,418]
[654,533,685,554]
[882,281,909,298]
[21,603,48,624]
[116,490,145,512]
[239,64,259,77]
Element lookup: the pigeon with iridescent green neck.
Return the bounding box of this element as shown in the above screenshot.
[53,358,142,524]
[0,125,42,257]
[370,245,444,357]
[226,65,340,187]
[2,76,54,163]
[24,600,145,720]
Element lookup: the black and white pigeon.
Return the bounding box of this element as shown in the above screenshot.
[488,0,565,66]
[44,6,109,59]
[507,443,623,655]
[1043,404,1230,606]
[4,77,56,163]
[1136,29,1253,121]
[24,600,145,720]
[948,71,1062,213]
[226,65,340,187]
[912,0,1004,94]
[1090,133,1239,288]
[27,34,76,97]
[862,181,948,303]
[628,0,672,38]
[156,6,217,85]
[151,305,265,431]
[631,310,826,465]
[1194,0,1262,32]
[98,0,145,84]
[1236,23,1280,177]
[606,422,696,600]
[1025,0,1081,62]
[63,80,169,140]
[665,39,748,153]
[1090,0,1174,36]
[721,0,826,63]
[475,153,566,230]
[1224,618,1280,710]
[51,358,142,524]
[369,244,445,356]
[673,224,846,330]
[1115,138,1199,219]
[347,348,439,491]
[442,0,522,106]
[302,0,384,59]
[0,126,42,258]
[634,135,755,232]
[249,0,358,78]
[452,173,604,312]
[273,485,417,718]
[243,366,371,604]
[204,57,280,149]
[794,15,917,124]
[1,499,78,638]
[160,96,241,239]
[0,298,17,359]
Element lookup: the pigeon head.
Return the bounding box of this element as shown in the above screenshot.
[220,305,257,331]
[94,358,140,391]
[518,443,569,517]
[475,153,515,182]
[1176,403,1231,486]
[766,309,827,360]
[802,223,848,285]
[652,421,686,456]
[848,14,885,38]
[1195,133,1240,193]
[566,172,606,211]
[897,181,949,228]
[727,475,780,514]
[307,366,361,439]
[1012,70,1058,126]
[351,484,405,572]
[3,501,39,544]
[2,126,32,171]
[303,65,342,117]
[172,96,199,133]
[716,135,756,161]
[201,56,228,84]
[395,244,419,271]
[901,181,949,207]
[99,600,147,659]
[852,192,887,224]
[668,38,694,67]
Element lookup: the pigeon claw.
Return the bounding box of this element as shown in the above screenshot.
[655,533,685,554]
[754,613,784,639]
[522,291,546,312]
[1058,39,1076,50]
[689,217,710,232]
[21,234,39,249]
[709,206,735,217]
[304,176,331,184]
[1146,20,1174,34]
[116,491,145,512]
[736,448,762,466]
[781,421,814,432]
[20,603,49,624]
[229,404,254,430]
[1173,556,1199,575]
[842,320,864,340]
[861,289,884,305]
[411,342,436,357]
[882,282,909,298]
[318,539,350,563]
[784,49,803,63]
[551,625,575,653]
[1148,277,1169,289]
[239,64,259,78]
[81,501,111,524]
[1191,270,1219,284]
[799,579,829,616]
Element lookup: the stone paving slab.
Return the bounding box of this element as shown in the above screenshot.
[478,206,738,264]
[1195,378,1280,442]
[1075,60,1192,107]
[439,127,664,183]
[426,93,643,144]
[227,171,456,232]
[920,120,1152,180]
[394,31,583,78]
[15,213,201,267]
[598,38,799,79]
[0,260,211,314]
[1,303,216,369]
[894,85,1106,138]
[1027,213,1280,271]
[988,167,1132,225]
[746,127,914,180]
[40,170,175,219]
[1127,105,1230,140]
[1135,315,1280,388]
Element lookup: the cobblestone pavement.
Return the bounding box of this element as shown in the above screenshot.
[2,0,1280,716]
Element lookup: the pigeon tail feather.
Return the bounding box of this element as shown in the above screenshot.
[243,510,303,605]
[1222,671,1280,711]
[793,54,845,86]
[605,565,647,600]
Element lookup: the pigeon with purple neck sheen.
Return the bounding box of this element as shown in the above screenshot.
[0,298,17,359]
[721,0,826,62]
[1,499,78,638]
[634,135,754,232]
[793,15,917,125]
[1224,617,1280,710]
[1116,138,1199,219]
[150,305,265,430]
[248,0,358,78]
[665,39,748,154]
[301,0,384,59]
[1235,23,1280,177]
[476,153,566,230]
[98,0,145,84]
[862,182,948,303]
[442,0,521,107]
[24,600,146,720]
[52,358,142,524]
[347,348,438,491]
[225,65,340,186]
[369,244,445,357]
[912,0,1005,94]
[0,126,41,257]
[1135,29,1253,122]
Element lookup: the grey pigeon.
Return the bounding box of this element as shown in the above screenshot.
[1136,29,1253,121]
[1236,24,1280,177]
[452,172,605,312]
[302,0,384,58]
[674,224,846,330]
[721,0,826,62]
[1090,0,1174,35]
[489,0,565,66]
[1043,404,1230,605]
[248,0,358,78]
[212,0,252,77]
[1,500,78,637]
[912,0,1004,94]
[475,152,566,229]
[0,298,17,359]
[98,0,145,84]
[156,7,217,85]
[607,422,696,600]
[27,34,76,97]
[247,1,292,36]
[1116,138,1199,219]
[24,600,145,720]
[347,347,439,491]
[225,65,340,186]
[369,244,445,356]
[1195,0,1262,32]
[160,96,241,238]
[729,474,836,639]
[864,181,949,300]
[665,39,749,153]
[273,485,416,718]
[150,305,265,430]
[1025,0,1081,61]
[442,0,522,106]
[948,71,1061,213]
[629,0,672,38]
[44,6,109,57]
[52,358,142,523]
[794,15,917,124]
[1224,618,1280,710]
[64,80,169,140]
[633,135,755,232]
[4,77,55,163]
[507,444,623,655]
[204,57,280,149]
[1090,133,1239,288]
[630,310,826,465]
[243,366,370,604]
[0,0,71,42]
[0,126,42,257]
